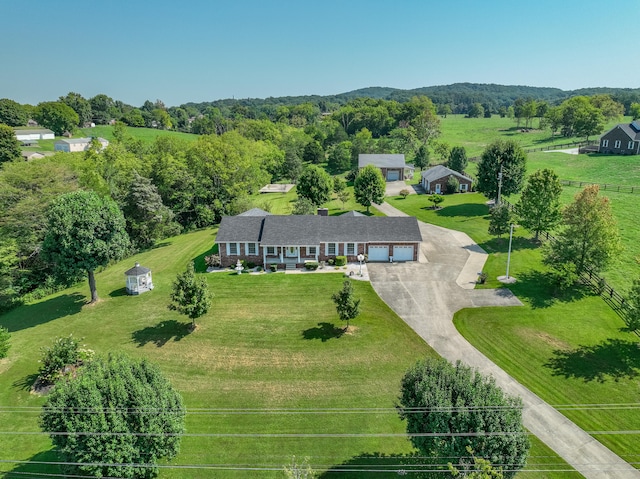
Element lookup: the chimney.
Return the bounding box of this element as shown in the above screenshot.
[317,208,328,217]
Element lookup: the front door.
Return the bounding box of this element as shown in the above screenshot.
[435,183,441,194]
[286,246,298,257]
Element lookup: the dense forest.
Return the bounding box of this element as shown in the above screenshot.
[1,83,640,311]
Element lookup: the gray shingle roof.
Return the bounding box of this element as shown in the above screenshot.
[124,263,151,275]
[217,215,422,245]
[216,216,266,242]
[614,123,640,141]
[421,165,472,183]
[358,154,406,169]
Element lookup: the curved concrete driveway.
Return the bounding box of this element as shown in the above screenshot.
[369,202,639,479]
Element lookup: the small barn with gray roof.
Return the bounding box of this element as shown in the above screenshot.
[358,154,410,181]
[420,165,473,194]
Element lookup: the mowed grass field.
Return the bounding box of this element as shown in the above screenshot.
[388,192,640,469]
[0,227,574,478]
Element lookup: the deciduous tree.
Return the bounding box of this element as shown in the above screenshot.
[354,164,385,213]
[0,123,21,164]
[515,169,562,239]
[413,144,430,171]
[34,102,79,135]
[59,92,92,126]
[332,280,361,330]
[447,146,468,174]
[169,262,212,329]
[41,191,130,303]
[398,358,529,479]
[40,354,185,479]
[543,184,621,276]
[296,165,332,207]
[476,140,526,201]
[303,140,324,164]
[0,99,28,126]
[625,278,640,334]
[488,203,512,239]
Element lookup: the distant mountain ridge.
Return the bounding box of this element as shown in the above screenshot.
[183,83,640,113]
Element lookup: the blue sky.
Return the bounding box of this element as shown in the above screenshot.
[1,0,638,107]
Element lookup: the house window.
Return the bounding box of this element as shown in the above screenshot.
[327,243,336,255]
[308,246,317,256]
[629,141,634,149]
[346,243,355,255]
[228,243,238,255]
[247,243,256,255]
[266,246,275,255]
[614,140,621,148]
[460,183,468,192]
[602,139,609,147]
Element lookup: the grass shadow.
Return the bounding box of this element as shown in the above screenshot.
[508,270,592,309]
[545,338,640,382]
[12,372,39,392]
[192,241,218,273]
[4,450,61,476]
[319,452,434,478]
[478,236,541,254]
[435,203,489,218]
[109,287,128,297]
[131,320,192,347]
[302,322,345,342]
[0,293,86,332]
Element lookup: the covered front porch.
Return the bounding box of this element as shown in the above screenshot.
[263,245,319,266]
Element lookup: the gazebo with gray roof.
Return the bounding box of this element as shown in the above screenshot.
[124,263,154,295]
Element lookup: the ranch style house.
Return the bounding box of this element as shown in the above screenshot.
[599,121,640,155]
[215,209,422,268]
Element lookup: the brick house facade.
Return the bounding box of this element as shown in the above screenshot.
[216,210,422,268]
[421,165,473,194]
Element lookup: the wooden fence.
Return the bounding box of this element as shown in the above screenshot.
[560,180,640,194]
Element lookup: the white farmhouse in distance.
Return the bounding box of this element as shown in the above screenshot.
[54,137,109,153]
[14,128,55,142]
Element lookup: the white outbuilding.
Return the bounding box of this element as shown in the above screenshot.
[124,263,154,295]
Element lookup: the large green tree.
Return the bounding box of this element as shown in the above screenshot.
[296,165,332,207]
[328,141,353,172]
[34,101,79,135]
[447,146,468,174]
[543,184,621,276]
[123,172,177,249]
[42,191,130,303]
[354,164,385,213]
[515,169,562,239]
[40,354,185,479]
[625,278,640,334]
[0,99,28,126]
[0,123,21,164]
[476,140,526,201]
[59,92,92,126]
[398,358,529,478]
[302,140,325,164]
[488,203,512,239]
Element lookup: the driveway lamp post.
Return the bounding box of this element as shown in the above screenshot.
[505,223,514,279]
[357,253,365,276]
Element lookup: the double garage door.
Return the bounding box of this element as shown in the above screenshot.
[367,245,414,262]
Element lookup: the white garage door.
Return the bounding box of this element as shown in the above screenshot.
[387,170,400,181]
[393,245,414,261]
[368,245,389,262]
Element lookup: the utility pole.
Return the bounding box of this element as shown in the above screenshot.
[496,163,504,206]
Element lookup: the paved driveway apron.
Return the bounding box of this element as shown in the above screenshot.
[368,202,639,479]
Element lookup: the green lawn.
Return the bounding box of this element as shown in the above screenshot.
[438,115,630,157]
[0,228,438,478]
[388,193,640,469]
[20,125,198,152]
